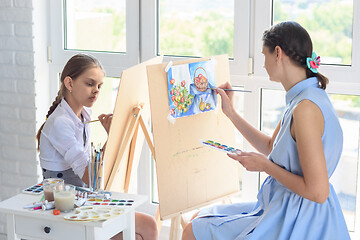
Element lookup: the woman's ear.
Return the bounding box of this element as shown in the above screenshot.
[63,76,73,92]
[274,46,282,59]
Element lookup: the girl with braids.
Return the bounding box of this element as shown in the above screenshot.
[36,53,111,187]
[36,54,158,240]
[182,21,350,240]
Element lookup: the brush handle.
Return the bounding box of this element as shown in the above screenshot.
[222,89,251,92]
[85,119,100,124]
[210,88,252,93]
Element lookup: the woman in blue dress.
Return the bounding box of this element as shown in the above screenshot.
[182,21,350,240]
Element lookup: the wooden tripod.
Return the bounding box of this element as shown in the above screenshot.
[104,104,162,231]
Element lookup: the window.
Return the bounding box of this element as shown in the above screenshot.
[330,94,359,232]
[89,77,120,147]
[141,0,250,75]
[49,0,139,76]
[64,0,126,53]
[158,0,234,58]
[253,0,360,83]
[273,0,353,66]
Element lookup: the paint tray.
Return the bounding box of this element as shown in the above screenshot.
[64,205,124,222]
[22,183,43,195]
[201,139,242,154]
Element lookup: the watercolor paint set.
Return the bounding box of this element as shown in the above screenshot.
[22,183,43,195]
[201,140,242,154]
[85,198,135,207]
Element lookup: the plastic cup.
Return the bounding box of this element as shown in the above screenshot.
[54,184,76,212]
[42,178,64,202]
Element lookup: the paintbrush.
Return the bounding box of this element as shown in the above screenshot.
[84,119,100,124]
[209,87,252,93]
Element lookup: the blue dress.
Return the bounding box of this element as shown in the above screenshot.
[192,77,350,240]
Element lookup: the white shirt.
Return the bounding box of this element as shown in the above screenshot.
[39,98,92,178]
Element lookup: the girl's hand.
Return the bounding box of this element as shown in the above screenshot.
[98,114,113,134]
[215,82,236,118]
[81,166,89,185]
[227,151,270,172]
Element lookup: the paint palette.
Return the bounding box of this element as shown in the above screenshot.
[22,183,43,195]
[85,199,134,207]
[201,140,242,154]
[64,205,124,222]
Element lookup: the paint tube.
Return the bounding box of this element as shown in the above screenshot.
[24,201,43,209]
[74,198,87,208]
[42,200,55,210]
[87,193,111,200]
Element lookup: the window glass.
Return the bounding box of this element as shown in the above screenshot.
[261,89,285,135]
[233,87,245,193]
[158,0,234,58]
[330,94,359,232]
[64,0,126,53]
[261,89,359,231]
[90,77,120,147]
[273,0,353,65]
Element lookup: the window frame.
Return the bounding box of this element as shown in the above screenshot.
[49,0,140,78]
[253,0,360,84]
[140,0,250,76]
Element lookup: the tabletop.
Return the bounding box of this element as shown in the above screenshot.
[0,191,147,227]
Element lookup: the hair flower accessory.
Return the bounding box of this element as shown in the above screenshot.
[306,52,320,73]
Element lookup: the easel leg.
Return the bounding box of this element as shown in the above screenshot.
[105,106,141,190]
[124,122,140,193]
[222,196,233,205]
[170,215,182,240]
[181,216,187,231]
[155,207,163,233]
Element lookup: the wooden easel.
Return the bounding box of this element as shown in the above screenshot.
[104,104,153,191]
[103,104,164,232]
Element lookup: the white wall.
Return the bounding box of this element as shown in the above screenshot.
[0,0,41,238]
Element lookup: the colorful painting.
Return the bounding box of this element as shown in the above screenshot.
[167,60,217,118]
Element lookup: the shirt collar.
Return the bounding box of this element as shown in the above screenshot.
[60,98,92,125]
[285,77,319,105]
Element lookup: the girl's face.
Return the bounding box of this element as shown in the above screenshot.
[262,46,279,82]
[70,67,104,108]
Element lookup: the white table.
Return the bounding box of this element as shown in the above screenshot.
[0,191,147,240]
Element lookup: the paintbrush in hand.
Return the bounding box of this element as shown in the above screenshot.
[84,119,100,124]
[209,87,252,93]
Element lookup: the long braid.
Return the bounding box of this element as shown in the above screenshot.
[279,43,328,90]
[36,84,66,150]
[46,85,65,119]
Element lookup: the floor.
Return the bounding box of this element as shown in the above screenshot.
[159,221,172,240]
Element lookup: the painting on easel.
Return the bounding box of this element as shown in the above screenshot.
[167,60,217,118]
